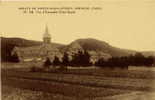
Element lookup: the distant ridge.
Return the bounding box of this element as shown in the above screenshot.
[1,37,64,48]
[1,37,155,62]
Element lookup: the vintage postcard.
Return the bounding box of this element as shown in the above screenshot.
[1,0,155,100]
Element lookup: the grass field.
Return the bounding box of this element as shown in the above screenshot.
[2,62,155,100]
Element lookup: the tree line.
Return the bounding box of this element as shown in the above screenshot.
[95,53,154,68]
[44,51,154,68]
[44,51,92,68]
[10,50,154,68]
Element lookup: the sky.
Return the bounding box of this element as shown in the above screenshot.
[0,0,155,51]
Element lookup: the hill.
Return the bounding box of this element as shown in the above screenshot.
[63,38,136,60]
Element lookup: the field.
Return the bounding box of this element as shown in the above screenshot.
[2,62,155,100]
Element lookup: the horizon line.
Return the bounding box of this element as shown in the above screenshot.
[1,36,155,52]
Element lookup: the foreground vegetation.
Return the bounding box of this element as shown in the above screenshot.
[2,68,155,91]
[2,62,155,100]
[2,85,75,100]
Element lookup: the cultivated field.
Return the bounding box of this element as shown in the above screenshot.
[2,62,155,100]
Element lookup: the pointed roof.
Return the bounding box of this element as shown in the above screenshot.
[43,25,51,38]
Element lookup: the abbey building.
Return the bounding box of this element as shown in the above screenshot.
[11,26,62,62]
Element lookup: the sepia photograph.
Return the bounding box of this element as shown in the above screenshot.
[1,0,155,100]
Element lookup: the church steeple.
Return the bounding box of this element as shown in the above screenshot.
[43,25,51,44]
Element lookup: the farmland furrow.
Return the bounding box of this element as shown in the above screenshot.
[2,77,131,98]
[2,71,155,91]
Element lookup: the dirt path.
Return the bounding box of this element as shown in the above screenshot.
[103,92,155,100]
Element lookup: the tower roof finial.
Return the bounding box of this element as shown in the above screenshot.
[43,24,51,38]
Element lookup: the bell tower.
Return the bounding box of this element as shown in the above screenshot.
[43,25,51,44]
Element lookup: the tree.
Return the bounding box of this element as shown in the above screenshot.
[95,58,106,67]
[62,52,70,66]
[145,56,154,66]
[10,52,20,63]
[53,56,61,66]
[82,51,91,66]
[70,51,83,66]
[70,50,91,67]
[134,52,145,66]
[44,57,52,68]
